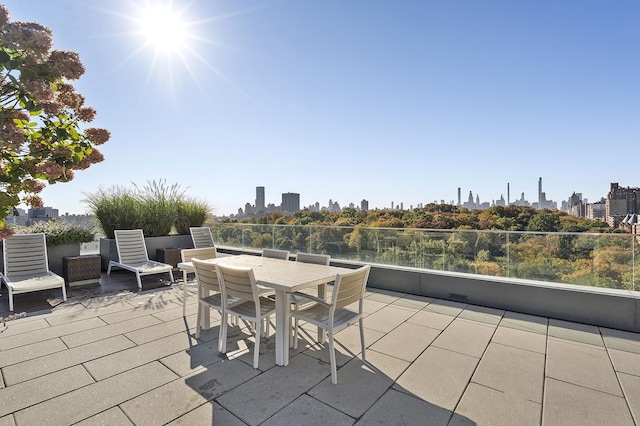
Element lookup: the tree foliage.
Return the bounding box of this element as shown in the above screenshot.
[0,3,110,235]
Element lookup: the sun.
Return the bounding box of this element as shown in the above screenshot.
[137,2,189,54]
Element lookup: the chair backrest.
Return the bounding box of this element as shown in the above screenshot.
[216,263,259,303]
[262,249,290,260]
[190,227,215,248]
[181,247,217,263]
[191,258,222,294]
[332,265,371,310]
[3,233,50,276]
[114,229,149,264]
[296,252,330,266]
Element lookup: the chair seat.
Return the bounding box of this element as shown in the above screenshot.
[228,296,276,319]
[292,304,361,329]
[4,272,65,294]
[112,260,172,273]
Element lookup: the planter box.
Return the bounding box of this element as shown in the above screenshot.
[99,235,194,271]
[63,255,101,286]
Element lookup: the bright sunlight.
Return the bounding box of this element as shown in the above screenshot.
[138,3,189,54]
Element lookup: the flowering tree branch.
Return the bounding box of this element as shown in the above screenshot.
[0,3,110,237]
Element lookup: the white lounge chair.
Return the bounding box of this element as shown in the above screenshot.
[180,246,218,315]
[1,233,67,312]
[190,227,215,248]
[107,229,174,289]
[291,265,371,384]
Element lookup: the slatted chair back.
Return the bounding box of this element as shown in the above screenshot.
[3,233,50,276]
[216,264,259,303]
[114,229,149,264]
[332,265,371,311]
[190,227,215,248]
[262,248,290,260]
[296,252,330,266]
[191,258,222,294]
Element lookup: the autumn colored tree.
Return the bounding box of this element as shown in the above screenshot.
[0,3,109,235]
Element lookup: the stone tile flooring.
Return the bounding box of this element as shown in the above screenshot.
[1,271,639,425]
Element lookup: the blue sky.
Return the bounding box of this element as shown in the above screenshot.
[5,0,639,216]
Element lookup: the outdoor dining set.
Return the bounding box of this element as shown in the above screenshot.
[0,227,371,384]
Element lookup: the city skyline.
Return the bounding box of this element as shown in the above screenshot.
[4,1,637,217]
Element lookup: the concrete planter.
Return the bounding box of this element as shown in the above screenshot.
[99,235,194,270]
[0,242,80,276]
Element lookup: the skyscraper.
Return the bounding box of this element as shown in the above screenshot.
[256,186,265,212]
[282,192,300,213]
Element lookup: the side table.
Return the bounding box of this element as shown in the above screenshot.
[63,255,101,286]
[157,247,182,268]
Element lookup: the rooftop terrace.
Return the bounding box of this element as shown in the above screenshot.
[1,270,640,425]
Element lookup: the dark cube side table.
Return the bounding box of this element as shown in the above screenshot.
[156,247,182,268]
[63,255,101,286]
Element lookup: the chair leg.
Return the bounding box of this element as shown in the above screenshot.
[254,319,262,369]
[196,301,203,339]
[219,312,228,353]
[135,272,142,289]
[328,332,337,384]
[359,318,366,362]
[182,271,188,317]
[8,286,13,312]
[61,283,67,302]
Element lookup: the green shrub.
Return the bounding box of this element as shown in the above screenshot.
[84,180,210,238]
[20,220,94,245]
[174,198,212,235]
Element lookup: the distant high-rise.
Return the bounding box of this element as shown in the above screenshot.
[606,183,640,227]
[256,186,265,212]
[361,199,369,211]
[282,192,300,213]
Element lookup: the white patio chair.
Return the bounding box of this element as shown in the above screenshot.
[107,229,174,289]
[190,227,215,248]
[262,248,289,260]
[1,233,67,312]
[180,246,218,315]
[290,264,371,384]
[216,263,276,369]
[291,252,331,349]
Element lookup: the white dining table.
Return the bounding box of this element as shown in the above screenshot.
[177,254,353,366]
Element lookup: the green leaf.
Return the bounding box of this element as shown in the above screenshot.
[0,50,10,64]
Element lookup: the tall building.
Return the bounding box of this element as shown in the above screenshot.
[281,192,300,213]
[26,206,58,225]
[361,199,369,211]
[256,186,265,212]
[606,183,640,227]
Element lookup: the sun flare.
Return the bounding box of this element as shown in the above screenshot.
[138,3,189,54]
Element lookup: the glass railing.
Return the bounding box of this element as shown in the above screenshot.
[211,223,638,292]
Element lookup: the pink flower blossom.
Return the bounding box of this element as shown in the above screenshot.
[48,50,84,80]
[23,80,54,104]
[84,127,110,145]
[1,21,52,58]
[77,106,96,122]
[36,161,64,179]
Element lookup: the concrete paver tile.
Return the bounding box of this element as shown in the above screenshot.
[13,362,177,426]
[422,299,467,316]
[60,314,163,348]
[407,310,455,330]
[369,322,439,362]
[458,305,504,326]
[542,378,634,426]
[432,318,496,358]
[0,317,107,350]
[83,332,192,381]
[217,353,329,426]
[262,394,355,426]
[499,311,547,334]
[0,338,66,368]
[491,326,547,354]
[394,346,479,412]
[124,314,199,345]
[310,350,409,418]
[362,305,415,334]
[608,348,640,377]
[166,401,246,426]
[355,388,451,426]
[601,327,640,354]
[618,372,640,425]
[546,337,623,396]
[3,335,135,385]
[0,365,94,417]
[0,415,14,426]
[75,407,133,426]
[122,359,260,425]
[549,319,604,347]
[391,294,435,310]
[471,342,545,403]
[452,382,540,426]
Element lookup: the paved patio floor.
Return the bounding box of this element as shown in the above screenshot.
[1,270,640,425]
